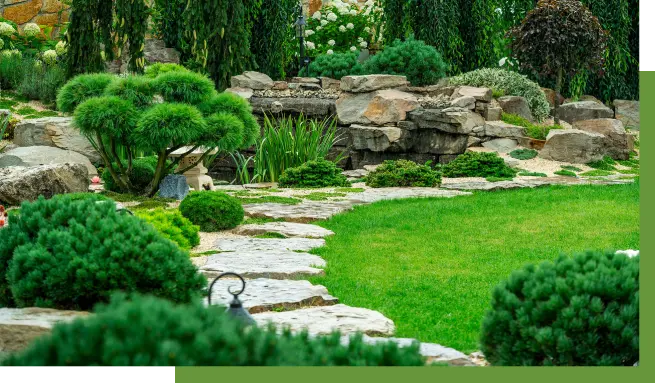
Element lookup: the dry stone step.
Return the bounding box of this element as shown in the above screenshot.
[234,222,335,239]
[215,237,325,252]
[243,201,355,223]
[346,188,470,204]
[0,308,89,353]
[200,250,326,279]
[252,304,395,337]
[206,278,338,314]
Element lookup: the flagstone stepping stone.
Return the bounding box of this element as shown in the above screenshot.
[200,250,326,279]
[0,308,89,353]
[346,188,470,204]
[206,278,338,313]
[252,304,395,336]
[234,222,335,239]
[441,177,634,191]
[243,182,277,190]
[339,335,475,366]
[243,201,355,223]
[216,237,325,252]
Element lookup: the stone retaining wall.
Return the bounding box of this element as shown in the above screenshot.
[0,0,69,31]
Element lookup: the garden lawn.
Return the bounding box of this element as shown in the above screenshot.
[310,183,640,353]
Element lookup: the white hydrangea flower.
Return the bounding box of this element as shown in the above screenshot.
[346,23,354,30]
[321,19,328,26]
[350,46,357,52]
[327,49,334,55]
[1,49,21,58]
[339,25,346,32]
[305,29,314,37]
[358,37,364,42]
[349,9,357,16]
[0,22,16,37]
[365,0,374,5]
[364,26,371,33]
[316,26,322,31]
[328,39,336,46]
[338,7,349,15]
[23,23,40,37]
[312,11,322,20]
[55,40,67,55]
[360,41,368,48]
[42,49,58,65]
[305,41,316,50]
[327,12,338,21]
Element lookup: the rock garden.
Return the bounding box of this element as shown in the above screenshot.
[0,0,640,367]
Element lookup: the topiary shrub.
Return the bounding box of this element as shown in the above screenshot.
[56,73,115,113]
[104,75,156,109]
[1,293,425,366]
[179,191,244,232]
[509,148,538,160]
[366,160,442,188]
[442,152,517,178]
[361,37,447,86]
[144,63,190,79]
[450,68,551,121]
[135,208,200,250]
[481,250,639,366]
[0,196,206,310]
[278,159,350,188]
[302,52,362,80]
[154,71,216,105]
[197,92,260,149]
[101,156,162,194]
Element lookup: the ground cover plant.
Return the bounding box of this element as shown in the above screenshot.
[509,149,538,161]
[310,182,639,352]
[278,159,350,188]
[554,170,577,177]
[179,191,244,232]
[501,113,562,140]
[134,208,200,250]
[518,171,547,177]
[442,152,516,179]
[366,160,441,188]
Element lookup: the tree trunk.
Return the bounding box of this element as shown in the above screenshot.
[554,67,563,125]
[147,151,169,197]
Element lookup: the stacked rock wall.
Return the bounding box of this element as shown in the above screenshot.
[0,0,69,31]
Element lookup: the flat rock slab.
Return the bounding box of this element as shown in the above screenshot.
[339,335,475,366]
[234,222,335,238]
[441,177,634,191]
[346,188,470,204]
[215,237,325,252]
[206,278,338,313]
[252,304,395,337]
[0,308,89,353]
[200,250,326,279]
[244,201,355,223]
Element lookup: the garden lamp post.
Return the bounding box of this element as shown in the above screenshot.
[295,5,309,76]
[208,272,256,326]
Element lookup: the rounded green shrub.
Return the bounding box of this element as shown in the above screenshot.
[104,75,156,109]
[179,192,244,232]
[509,148,539,161]
[144,63,190,79]
[135,208,200,250]
[366,160,442,188]
[442,152,517,178]
[278,159,350,188]
[197,92,259,148]
[56,73,115,113]
[481,250,639,366]
[204,113,245,152]
[73,96,139,140]
[1,293,425,366]
[450,68,551,122]
[134,103,207,152]
[0,196,206,310]
[361,38,448,86]
[303,52,362,80]
[154,71,216,105]
[101,156,164,194]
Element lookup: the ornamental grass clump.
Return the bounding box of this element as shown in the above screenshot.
[481,250,639,366]
[442,152,517,178]
[135,208,200,250]
[278,159,350,189]
[1,293,425,366]
[0,196,206,310]
[366,160,442,188]
[179,191,244,232]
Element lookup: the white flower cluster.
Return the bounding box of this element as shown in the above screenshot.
[0,22,16,37]
[42,49,58,65]
[1,49,21,58]
[304,41,316,50]
[23,23,41,37]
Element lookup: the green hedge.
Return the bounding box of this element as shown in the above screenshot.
[179,191,244,232]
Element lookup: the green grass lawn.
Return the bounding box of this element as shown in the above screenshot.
[310,182,640,353]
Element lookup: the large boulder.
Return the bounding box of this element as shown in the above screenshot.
[0,163,90,205]
[573,119,633,160]
[0,146,97,176]
[413,130,468,155]
[557,101,614,124]
[539,129,606,163]
[497,96,533,121]
[452,86,492,102]
[12,117,101,163]
[340,75,408,93]
[143,39,180,64]
[483,121,527,138]
[336,89,419,125]
[349,125,409,152]
[250,97,336,117]
[408,108,485,135]
[231,71,274,90]
[613,100,640,130]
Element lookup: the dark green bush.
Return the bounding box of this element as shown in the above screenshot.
[144,63,190,79]
[0,196,206,310]
[1,293,425,366]
[197,92,259,148]
[278,159,350,188]
[133,103,207,152]
[366,160,442,188]
[104,76,156,109]
[135,208,200,250]
[154,71,216,105]
[17,60,67,105]
[442,152,517,178]
[73,96,139,140]
[509,149,538,161]
[101,157,165,194]
[481,250,639,366]
[303,52,362,80]
[179,191,244,232]
[56,73,115,113]
[361,38,447,86]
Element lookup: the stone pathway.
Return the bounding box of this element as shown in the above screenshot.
[200,250,326,279]
[441,176,635,191]
[233,222,334,238]
[215,237,325,252]
[243,201,355,223]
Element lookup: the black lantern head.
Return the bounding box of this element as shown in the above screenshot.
[208,272,256,327]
